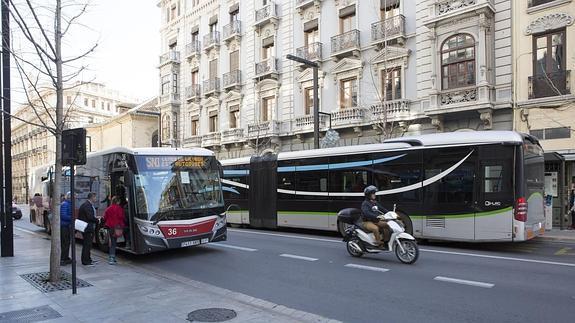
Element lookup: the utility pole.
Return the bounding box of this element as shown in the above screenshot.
[286,54,320,149]
[1,0,13,257]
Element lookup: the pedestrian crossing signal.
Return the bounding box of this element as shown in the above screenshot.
[62,128,87,166]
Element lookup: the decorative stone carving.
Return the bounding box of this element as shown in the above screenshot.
[431,115,444,132]
[440,87,478,105]
[437,0,477,15]
[525,13,574,35]
[478,109,492,130]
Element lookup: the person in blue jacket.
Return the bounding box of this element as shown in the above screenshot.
[60,192,72,266]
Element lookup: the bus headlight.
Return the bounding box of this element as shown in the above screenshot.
[138,224,163,237]
[214,215,227,230]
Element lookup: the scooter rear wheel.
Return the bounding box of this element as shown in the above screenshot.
[395,239,419,264]
[346,239,364,257]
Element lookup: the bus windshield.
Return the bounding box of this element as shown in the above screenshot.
[133,155,224,221]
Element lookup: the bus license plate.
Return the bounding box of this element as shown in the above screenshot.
[181,238,209,247]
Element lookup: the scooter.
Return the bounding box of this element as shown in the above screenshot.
[338,205,419,264]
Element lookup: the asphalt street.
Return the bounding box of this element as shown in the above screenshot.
[13,205,575,323]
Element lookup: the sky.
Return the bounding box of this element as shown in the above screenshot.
[12,0,160,106]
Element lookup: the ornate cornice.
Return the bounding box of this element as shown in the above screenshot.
[525,13,574,35]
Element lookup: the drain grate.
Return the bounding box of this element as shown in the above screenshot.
[0,305,62,322]
[187,308,237,322]
[20,271,91,293]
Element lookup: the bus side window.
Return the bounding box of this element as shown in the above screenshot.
[484,165,503,193]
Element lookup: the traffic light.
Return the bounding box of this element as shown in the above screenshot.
[62,128,87,166]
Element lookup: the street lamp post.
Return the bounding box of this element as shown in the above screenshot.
[286,54,320,149]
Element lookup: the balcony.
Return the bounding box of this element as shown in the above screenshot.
[248,120,281,138]
[296,0,322,13]
[370,99,410,122]
[529,70,571,99]
[203,31,220,52]
[254,57,279,80]
[296,42,323,63]
[184,135,202,147]
[159,93,181,106]
[293,114,328,134]
[371,15,406,46]
[254,2,279,30]
[185,41,201,60]
[425,0,494,26]
[440,86,478,106]
[223,70,242,91]
[159,50,180,67]
[203,78,221,97]
[331,29,360,59]
[202,132,221,147]
[221,128,245,145]
[185,84,201,101]
[223,21,241,44]
[331,107,367,128]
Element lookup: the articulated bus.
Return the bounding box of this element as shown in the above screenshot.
[221,131,545,242]
[29,147,227,254]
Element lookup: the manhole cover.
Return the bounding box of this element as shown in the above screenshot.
[187,308,237,322]
[20,271,92,293]
[0,305,62,322]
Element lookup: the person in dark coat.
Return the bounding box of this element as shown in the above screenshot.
[78,192,99,266]
[60,192,72,266]
[361,185,390,246]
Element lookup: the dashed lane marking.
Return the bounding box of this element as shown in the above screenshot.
[555,247,575,256]
[279,254,318,262]
[211,244,258,252]
[434,276,495,288]
[344,264,390,273]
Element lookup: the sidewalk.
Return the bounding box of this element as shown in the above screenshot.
[538,228,575,243]
[1,228,338,323]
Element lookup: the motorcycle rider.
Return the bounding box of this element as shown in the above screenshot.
[361,186,391,247]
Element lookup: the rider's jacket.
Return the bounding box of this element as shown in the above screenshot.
[361,199,388,223]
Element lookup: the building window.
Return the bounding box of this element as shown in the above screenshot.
[191,118,199,136]
[262,38,274,60]
[172,73,179,93]
[304,27,319,47]
[107,102,111,111]
[340,78,358,109]
[229,105,240,129]
[191,71,199,85]
[66,96,72,104]
[101,102,104,109]
[209,113,219,133]
[84,98,88,106]
[381,0,400,19]
[530,127,571,140]
[161,75,170,95]
[339,7,356,33]
[382,68,401,100]
[230,50,239,71]
[162,114,171,141]
[304,87,314,115]
[529,0,555,7]
[92,100,96,108]
[170,4,177,21]
[533,29,565,75]
[441,34,476,90]
[209,59,218,79]
[261,96,275,122]
[191,31,199,43]
[230,8,239,22]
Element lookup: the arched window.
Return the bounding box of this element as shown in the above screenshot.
[151,130,159,147]
[441,34,476,90]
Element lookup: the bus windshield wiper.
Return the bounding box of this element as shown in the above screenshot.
[152,210,172,225]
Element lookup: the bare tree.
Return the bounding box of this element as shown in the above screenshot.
[8,0,97,282]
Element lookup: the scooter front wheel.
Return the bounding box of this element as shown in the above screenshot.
[346,239,364,257]
[395,239,419,264]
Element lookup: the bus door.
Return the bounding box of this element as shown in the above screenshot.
[423,147,477,240]
[475,146,514,240]
[249,154,277,229]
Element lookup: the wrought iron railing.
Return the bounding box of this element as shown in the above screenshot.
[371,15,405,42]
[331,29,360,54]
[223,21,241,40]
[203,78,221,95]
[185,41,201,57]
[185,84,201,99]
[159,50,180,65]
[221,128,245,143]
[203,31,220,49]
[223,70,242,88]
[255,57,278,77]
[296,42,323,61]
[255,2,277,23]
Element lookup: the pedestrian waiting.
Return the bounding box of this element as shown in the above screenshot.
[60,192,72,266]
[103,196,126,265]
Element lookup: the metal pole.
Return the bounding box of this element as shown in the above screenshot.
[1,0,13,257]
[70,166,77,294]
[313,66,319,149]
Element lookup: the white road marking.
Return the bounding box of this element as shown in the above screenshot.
[434,276,494,288]
[421,249,575,268]
[211,244,258,252]
[230,229,575,268]
[344,264,389,273]
[279,254,318,262]
[14,226,42,236]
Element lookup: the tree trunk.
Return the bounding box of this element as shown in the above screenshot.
[49,0,64,283]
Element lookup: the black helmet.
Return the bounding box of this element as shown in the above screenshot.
[364,185,377,197]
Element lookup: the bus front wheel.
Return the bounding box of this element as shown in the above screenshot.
[96,227,110,252]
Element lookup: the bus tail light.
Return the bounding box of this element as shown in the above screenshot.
[515,197,527,222]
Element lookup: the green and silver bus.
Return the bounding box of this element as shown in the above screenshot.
[221,131,545,242]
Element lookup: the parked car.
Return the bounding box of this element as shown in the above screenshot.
[12,203,22,220]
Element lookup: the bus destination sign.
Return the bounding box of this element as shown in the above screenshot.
[144,156,206,170]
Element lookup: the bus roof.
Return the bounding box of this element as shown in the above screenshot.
[220,131,536,165]
[87,147,215,158]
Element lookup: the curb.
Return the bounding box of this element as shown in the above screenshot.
[537,235,575,243]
